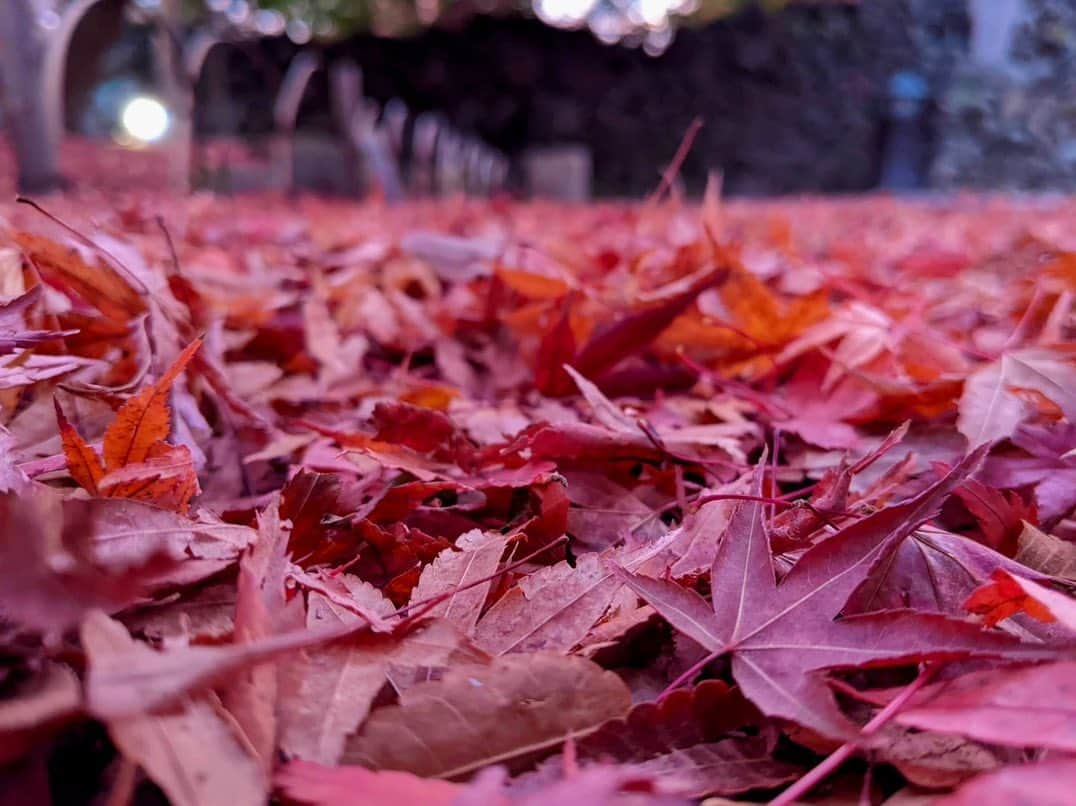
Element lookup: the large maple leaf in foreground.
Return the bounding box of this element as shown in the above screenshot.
[615,446,1056,739]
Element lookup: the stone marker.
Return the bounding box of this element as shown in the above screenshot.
[382,98,409,158]
[410,112,442,196]
[350,100,404,203]
[522,144,590,201]
[329,60,363,196]
[436,127,466,196]
[272,51,321,193]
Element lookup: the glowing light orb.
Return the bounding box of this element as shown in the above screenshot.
[120,96,170,143]
[535,0,596,28]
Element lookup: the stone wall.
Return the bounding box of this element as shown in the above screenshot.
[932,0,1076,190]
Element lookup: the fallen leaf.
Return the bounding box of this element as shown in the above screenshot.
[631,738,799,797]
[407,529,507,633]
[936,758,1076,806]
[80,612,266,806]
[0,485,178,631]
[958,349,1076,447]
[965,569,1076,631]
[572,266,727,380]
[222,510,286,771]
[847,527,1055,632]
[98,442,201,512]
[0,285,76,355]
[1013,521,1076,581]
[85,612,373,719]
[777,355,876,449]
[952,478,1034,555]
[278,588,479,764]
[0,351,96,389]
[982,423,1076,525]
[53,398,104,494]
[616,449,1052,738]
[102,337,202,471]
[877,727,1004,790]
[343,653,632,778]
[897,662,1076,752]
[13,230,147,320]
[474,553,620,655]
[579,680,759,759]
[275,760,465,806]
[574,680,794,796]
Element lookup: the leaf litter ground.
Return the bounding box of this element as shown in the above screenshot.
[0,191,1074,805]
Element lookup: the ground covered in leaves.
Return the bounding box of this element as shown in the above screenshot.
[0,190,1074,805]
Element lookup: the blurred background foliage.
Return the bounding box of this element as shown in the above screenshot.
[179,0,816,52]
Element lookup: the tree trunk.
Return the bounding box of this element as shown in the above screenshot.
[154,0,191,193]
[0,0,62,193]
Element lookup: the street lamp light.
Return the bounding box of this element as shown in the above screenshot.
[119,95,171,144]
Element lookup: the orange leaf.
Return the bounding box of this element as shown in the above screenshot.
[53,398,105,495]
[102,339,202,471]
[99,442,200,513]
[964,571,1056,627]
[656,312,756,362]
[720,270,783,341]
[500,299,550,338]
[496,266,572,300]
[1044,251,1076,290]
[399,383,460,411]
[719,270,828,347]
[13,231,146,321]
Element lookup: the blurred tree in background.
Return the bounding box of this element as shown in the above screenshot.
[0,0,822,192]
[246,0,790,43]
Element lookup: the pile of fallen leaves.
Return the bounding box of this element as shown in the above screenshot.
[0,188,1074,806]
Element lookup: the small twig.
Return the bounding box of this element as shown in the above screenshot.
[155,215,182,276]
[647,117,703,206]
[636,417,670,458]
[770,663,943,806]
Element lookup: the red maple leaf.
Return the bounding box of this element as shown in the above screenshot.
[615,447,1053,738]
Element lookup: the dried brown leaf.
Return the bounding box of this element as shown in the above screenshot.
[408,529,506,634]
[343,652,632,778]
[81,612,267,806]
[473,553,619,655]
[1014,522,1076,582]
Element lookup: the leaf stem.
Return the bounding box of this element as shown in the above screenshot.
[769,663,942,806]
[658,649,724,699]
[647,117,703,205]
